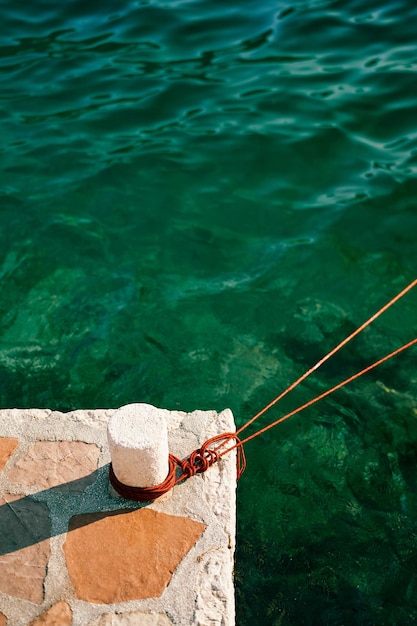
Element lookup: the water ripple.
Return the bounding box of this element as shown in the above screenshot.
[1,3,417,625]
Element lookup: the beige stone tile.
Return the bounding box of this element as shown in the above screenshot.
[0,438,19,473]
[29,601,72,625]
[64,508,206,603]
[0,494,50,604]
[8,441,100,492]
[88,612,172,625]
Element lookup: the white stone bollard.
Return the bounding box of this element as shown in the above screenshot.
[107,403,169,490]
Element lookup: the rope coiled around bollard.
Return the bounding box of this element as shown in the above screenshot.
[109,432,246,502]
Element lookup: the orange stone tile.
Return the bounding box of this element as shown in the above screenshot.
[0,612,6,626]
[0,494,51,604]
[0,438,19,472]
[29,601,72,625]
[8,440,100,492]
[64,508,206,603]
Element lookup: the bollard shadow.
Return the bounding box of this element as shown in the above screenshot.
[0,464,150,556]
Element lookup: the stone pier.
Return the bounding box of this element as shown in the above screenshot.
[0,406,237,626]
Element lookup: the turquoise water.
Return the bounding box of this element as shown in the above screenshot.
[1,0,417,623]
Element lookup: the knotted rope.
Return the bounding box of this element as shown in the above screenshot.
[109,432,246,501]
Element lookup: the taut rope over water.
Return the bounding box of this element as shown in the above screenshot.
[110,278,417,501]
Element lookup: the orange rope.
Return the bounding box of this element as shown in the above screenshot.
[217,335,417,458]
[110,278,417,500]
[235,277,417,438]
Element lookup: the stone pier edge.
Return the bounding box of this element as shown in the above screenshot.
[0,407,237,626]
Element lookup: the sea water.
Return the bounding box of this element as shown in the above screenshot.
[1,1,417,624]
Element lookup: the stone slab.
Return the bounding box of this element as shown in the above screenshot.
[0,494,51,604]
[64,508,206,603]
[8,441,100,492]
[0,439,18,473]
[29,601,72,625]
